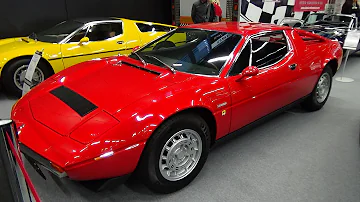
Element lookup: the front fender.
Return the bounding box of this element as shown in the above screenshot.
[0,40,61,76]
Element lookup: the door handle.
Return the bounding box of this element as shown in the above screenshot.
[117,41,124,44]
[289,64,297,70]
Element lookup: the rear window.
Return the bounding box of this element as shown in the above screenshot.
[136,23,172,32]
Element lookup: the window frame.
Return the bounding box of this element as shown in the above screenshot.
[61,20,124,44]
[226,30,292,77]
[66,26,90,43]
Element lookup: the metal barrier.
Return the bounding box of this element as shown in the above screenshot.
[0,120,41,202]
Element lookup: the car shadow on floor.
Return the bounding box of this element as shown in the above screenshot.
[0,90,17,101]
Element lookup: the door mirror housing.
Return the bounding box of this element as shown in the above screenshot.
[79,37,89,45]
[132,46,141,52]
[236,66,259,81]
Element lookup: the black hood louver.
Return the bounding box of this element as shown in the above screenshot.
[50,86,97,117]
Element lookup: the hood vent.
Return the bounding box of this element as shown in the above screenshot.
[50,86,97,117]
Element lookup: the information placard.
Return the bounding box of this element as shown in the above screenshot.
[294,0,328,12]
[22,50,43,96]
[343,30,360,50]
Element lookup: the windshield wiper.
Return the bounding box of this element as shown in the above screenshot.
[132,52,147,66]
[144,55,176,74]
[29,32,38,41]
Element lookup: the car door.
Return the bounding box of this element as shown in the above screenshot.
[60,21,128,68]
[226,31,300,132]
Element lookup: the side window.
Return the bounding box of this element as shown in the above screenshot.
[251,32,288,68]
[229,42,250,76]
[86,22,123,41]
[68,27,88,43]
[136,23,172,32]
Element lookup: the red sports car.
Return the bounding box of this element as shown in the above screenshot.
[12,22,342,193]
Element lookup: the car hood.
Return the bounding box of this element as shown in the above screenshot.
[26,57,192,139]
[0,37,56,53]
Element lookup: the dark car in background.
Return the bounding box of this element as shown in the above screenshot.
[280,13,360,51]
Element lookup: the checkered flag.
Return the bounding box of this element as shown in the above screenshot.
[241,0,310,23]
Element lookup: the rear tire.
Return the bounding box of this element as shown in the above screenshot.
[137,113,210,193]
[1,58,53,97]
[301,66,333,111]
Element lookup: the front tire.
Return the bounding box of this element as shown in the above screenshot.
[138,113,211,193]
[1,58,53,97]
[301,66,333,111]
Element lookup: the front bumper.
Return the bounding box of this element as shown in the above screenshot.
[13,98,147,181]
[20,143,67,178]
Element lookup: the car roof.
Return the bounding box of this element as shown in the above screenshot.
[183,22,292,36]
[71,17,176,28]
[72,17,118,24]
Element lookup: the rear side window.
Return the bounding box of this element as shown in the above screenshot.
[251,32,288,68]
[136,23,172,32]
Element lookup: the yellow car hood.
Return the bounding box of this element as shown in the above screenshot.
[0,37,50,53]
[0,38,18,46]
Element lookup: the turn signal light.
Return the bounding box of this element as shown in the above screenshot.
[51,162,65,173]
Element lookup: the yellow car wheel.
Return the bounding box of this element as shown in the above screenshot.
[1,58,53,97]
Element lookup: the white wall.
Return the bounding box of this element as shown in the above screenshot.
[180,0,227,17]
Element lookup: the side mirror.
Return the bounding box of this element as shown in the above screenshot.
[243,66,259,77]
[132,46,141,52]
[79,37,89,45]
[236,66,259,81]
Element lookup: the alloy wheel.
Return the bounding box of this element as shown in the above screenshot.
[159,129,202,181]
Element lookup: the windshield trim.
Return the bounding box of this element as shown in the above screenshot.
[134,27,243,77]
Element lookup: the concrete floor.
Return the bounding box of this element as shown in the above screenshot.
[0,56,359,202]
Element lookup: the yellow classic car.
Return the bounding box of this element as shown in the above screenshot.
[0,17,176,96]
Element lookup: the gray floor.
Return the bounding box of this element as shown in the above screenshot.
[1,56,360,202]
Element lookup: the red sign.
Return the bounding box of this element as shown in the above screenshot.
[294,0,328,12]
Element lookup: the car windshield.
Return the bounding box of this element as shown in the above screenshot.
[304,14,352,27]
[129,28,242,76]
[29,20,84,43]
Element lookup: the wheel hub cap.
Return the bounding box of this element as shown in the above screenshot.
[14,65,45,90]
[159,129,202,181]
[316,72,331,103]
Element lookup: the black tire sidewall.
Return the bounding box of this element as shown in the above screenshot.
[141,114,210,193]
[311,67,333,107]
[302,66,333,111]
[2,58,52,97]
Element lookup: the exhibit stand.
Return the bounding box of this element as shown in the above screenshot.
[0,120,41,202]
[22,50,43,96]
[335,31,360,83]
